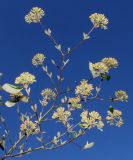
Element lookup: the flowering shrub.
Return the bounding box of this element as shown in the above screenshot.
[0,6,128,160]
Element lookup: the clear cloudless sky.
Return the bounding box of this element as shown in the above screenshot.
[0,0,133,160]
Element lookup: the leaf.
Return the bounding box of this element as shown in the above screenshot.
[0,73,3,79]
[57,75,61,81]
[21,96,29,103]
[51,59,56,66]
[55,44,61,51]
[31,104,37,112]
[109,106,114,113]
[0,140,5,151]
[26,87,30,96]
[49,72,52,79]
[83,32,90,40]
[72,132,78,138]
[67,47,71,53]
[60,140,66,145]
[5,101,16,107]
[57,132,61,138]
[36,137,43,143]
[63,59,70,66]
[27,148,32,153]
[106,75,111,81]
[89,62,98,78]
[96,86,101,93]
[2,84,23,94]
[78,129,83,135]
[83,141,95,150]
[100,74,111,81]
[44,28,52,36]
[42,66,48,72]
[79,123,84,128]
[19,132,23,139]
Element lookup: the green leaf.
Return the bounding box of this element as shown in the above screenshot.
[106,75,111,81]
[72,132,77,138]
[6,84,23,89]
[109,106,114,113]
[79,123,84,128]
[2,84,23,94]
[109,98,114,102]
[100,74,111,81]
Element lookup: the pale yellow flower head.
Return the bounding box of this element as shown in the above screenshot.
[102,57,118,69]
[32,53,45,66]
[89,13,109,29]
[41,88,56,100]
[20,118,39,136]
[68,97,80,104]
[15,72,36,85]
[89,111,102,121]
[25,7,45,23]
[92,62,108,73]
[89,62,109,78]
[80,110,104,130]
[106,109,123,127]
[115,90,128,102]
[68,97,82,109]
[80,110,88,123]
[52,107,71,124]
[75,79,93,97]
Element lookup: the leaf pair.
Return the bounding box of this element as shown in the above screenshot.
[2,84,28,107]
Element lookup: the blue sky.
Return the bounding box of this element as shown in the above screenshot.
[0,0,133,160]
